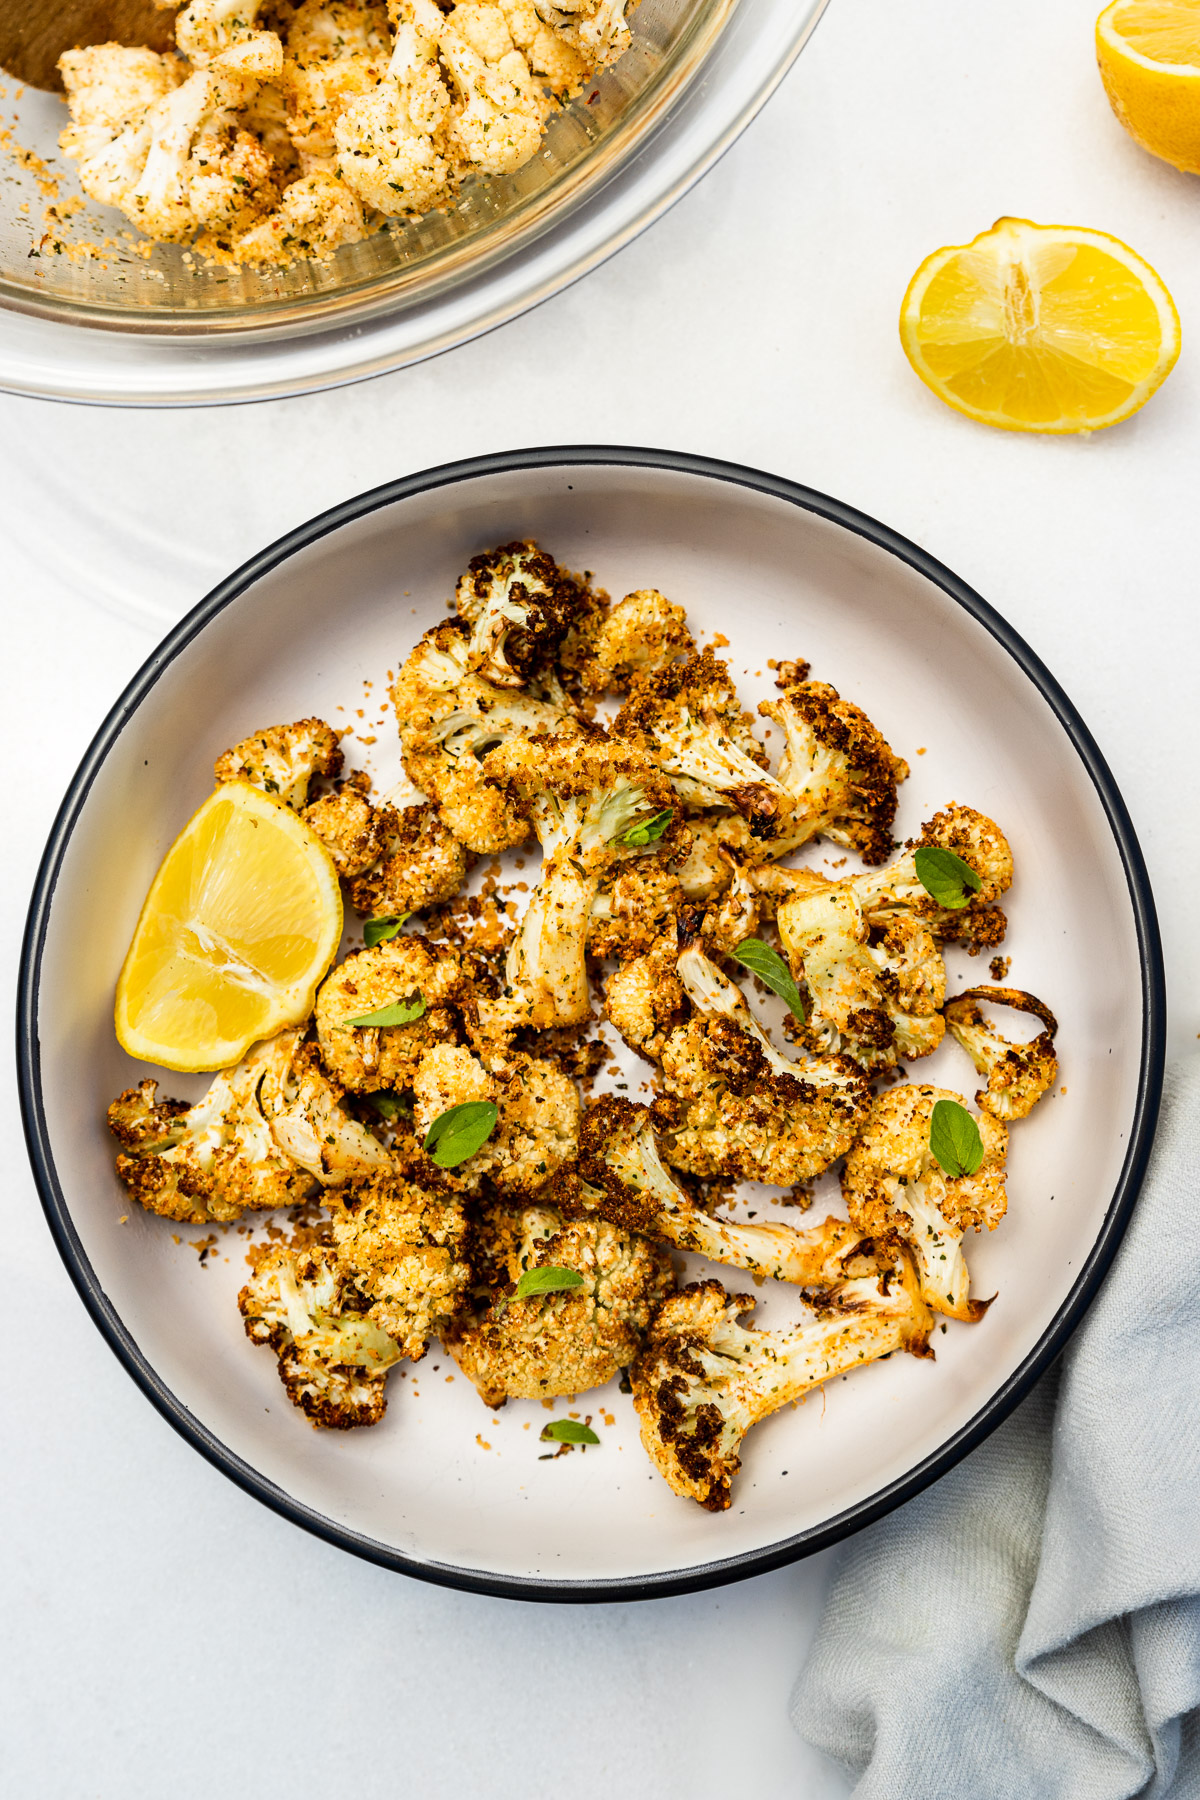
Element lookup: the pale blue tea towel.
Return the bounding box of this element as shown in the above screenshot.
[791,1056,1200,1800]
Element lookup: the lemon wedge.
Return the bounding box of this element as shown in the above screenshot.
[115,780,343,1072]
[899,216,1180,433]
[1097,0,1200,172]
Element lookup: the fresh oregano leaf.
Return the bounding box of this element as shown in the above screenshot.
[495,1266,584,1312]
[541,1419,599,1445]
[368,1092,409,1122]
[929,1098,985,1178]
[617,807,674,848]
[730,937,807,1023]
[914,845,982,911]
[363,912,411,948]
[343,991,426,1029]
[423,1099,498,1168]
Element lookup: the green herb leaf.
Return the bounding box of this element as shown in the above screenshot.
[423,1100,498,1168]
[730,938,807,1022]
[368,1092,409,1122]
[929,1098,985,1178]
[343,991,426,1029]
[512,1265,584,1303]
[363,912,411,948]
[914,845,982,911]
[616,807,674,848]
[540,1419,599,1445]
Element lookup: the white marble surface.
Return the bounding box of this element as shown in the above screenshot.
[5,0,1200,1792]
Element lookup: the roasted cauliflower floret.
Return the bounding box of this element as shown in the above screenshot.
[588,855,686,961]
[258,1036,394,1184]
[654,944,872,1185]
[775,873,945,1071]
[574,587,694,695]
[175,0,281,72]
[214,716,342,809]
[848,804,1014,950]
[438,1,553,174]
[391,619,579,854]
[443,1199,673,1406]
[613,648,786,834]
[565,1095,869,1287]
[239,1229,405,1427]
[301,770,390,877]
[282,0,391,157]
[454,539,592,687]
[603,933,688,1062]
[532,0,636,73]
[334,0,462,216]
[841,1084,1008,1322]
[412,1043,579,1194]
[315,936,473,1091]
[351,800,470,917]
[757,676,909,866]
[108,1033,319,1224]
[944,987,1059,1121]
[482,732,680,1029]
[631,1259,933,1511]
[328,1170,473,1356]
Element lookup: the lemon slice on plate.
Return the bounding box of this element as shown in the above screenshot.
[899,216,1180,433]
[1097,0,1200,172]
[115,780,343,1072]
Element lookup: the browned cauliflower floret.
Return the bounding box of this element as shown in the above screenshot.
[411,1044,579,1194]
[328,1170,473,1356]
[258,1035,394,1185]
[565,1095,869,1287]
[454,539,594,688]
[482,732,681,1029]
[239,1228,405,1428]
[227,164,371,261]
[108,1033,319,1223]
[443,1199,673,1406]
[613,649,785,835]
[301,769,390,877]
[847,804,1014,950]
[315,936,473,1091]
[841,1084,1008,1322]
[588,855,686,961]
[214,716,342,809]
[282,0,391,157]
[756,676,909,866]
[631,1257,933,1511]
[573,588,695,696]
[944,987,1059,1121]
[391,619,579,854]
[603,933,688,1062]
[775,871,945,1071]
[351,800,470,918]
[654,944,871,1185]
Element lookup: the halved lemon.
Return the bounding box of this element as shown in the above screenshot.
[1097,0,1200,173]
[899,217,1180,433]
[115,780,343,1072]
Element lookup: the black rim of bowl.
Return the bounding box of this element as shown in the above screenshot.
[16,446,1166,1604]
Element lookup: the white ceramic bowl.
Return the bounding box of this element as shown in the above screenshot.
[18,449,1164,1600]
[0,1,827,405]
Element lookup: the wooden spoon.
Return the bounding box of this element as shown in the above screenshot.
[0,0,178,94]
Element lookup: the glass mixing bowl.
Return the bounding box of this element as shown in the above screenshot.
[0,0,733,336]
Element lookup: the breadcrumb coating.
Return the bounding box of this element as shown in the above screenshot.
[757,677,909,866]
[444,1199,672,1406]
[329,1170,473,1357]
[214,716,342,810]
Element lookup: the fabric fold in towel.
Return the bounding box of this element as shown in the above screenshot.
[791,1055,1200,1800]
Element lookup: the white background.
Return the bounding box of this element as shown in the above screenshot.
[5,0,1199,1793]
